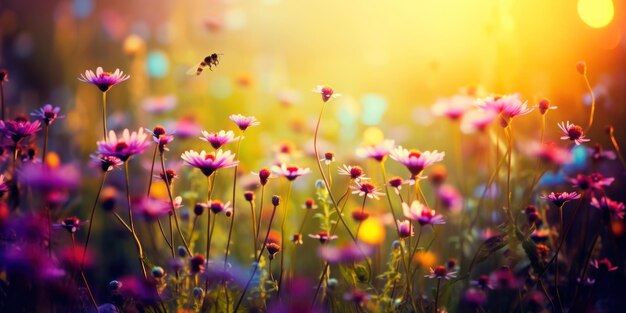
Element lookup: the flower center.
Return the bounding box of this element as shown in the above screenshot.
[568,125,583,140]
[114,142,129,151]
[434,265,447,277]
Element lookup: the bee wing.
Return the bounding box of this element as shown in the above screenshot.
[185,63,202,76]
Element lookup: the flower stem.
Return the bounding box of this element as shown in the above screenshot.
[249,199,258,258]
[255,185,266,249]
[224,135,243,270]
[72,234,98,312]
[554,205,564,312]
[277,181,293,296]
[608,131,626,169]
[160,152,191,256]
[311,261,330,308]
[42,125,49,163]
[146,145,158,197]
[434,278,441,313]
[101,92,108,139]
[124,162,147,278]
[313,101,358,244]
[81,172,108,269]
[582,72,596,131]
[234,201,279,312]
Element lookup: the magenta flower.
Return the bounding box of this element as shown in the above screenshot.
[389,146,445,179]
[350,181,385,200]
[229,114,260,131]
[134,197,171,221]
[402,200,445,225]
[588,144,616,162]
[524,141,572,166]
[437,184,463,214]
[181,149,239,177]
[199,130,240,149]
[19,163,81,191]
[356,139,395,161]
[478,94,533,127]
[30,104,64,125]
[308,231,338,244]
[251,167,274,185]
[313,85,341,102]
[425,265,457,280]
[320,151,335,165]
[209,200,232,215]
[540,191,581,207]
[90,154,124,172]
[537,98,557,115]
[78,67,130,92]
[591,196,625,220]
[338,164,369,181]
[0,117,41,143]
[460,109,497,134]
[319,242,373,264]
[96,128,151,161]
[271,164,311,181]
[397,220,414,238]
[558,121,590,145]
[569,173,614,191]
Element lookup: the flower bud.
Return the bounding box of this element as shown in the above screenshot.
[272,195,280,206]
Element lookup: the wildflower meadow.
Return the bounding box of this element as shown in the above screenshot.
[0,1,625,313]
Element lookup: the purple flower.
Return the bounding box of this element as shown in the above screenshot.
[569,173,614,192]
[0,117,42,143]
[134,197,171,221]
[19,163,80,191]
[229,114,260,131]
[96,128,151,161]
[209,200,231,215]
[402,200,445,226]
[53,216,87,234]
[425,265,457,279]
[181,149,238,177]
[30,104,64,125]
[463,288,487,307]
[389,146,445,179]
[141,95,177,114]
[199,130,240,149]
[540,191,581,207]
[558,121,590,145]
[313,85,341,102]
[437,184,463,213]
[78,67,130,92]
[588,143,616,162]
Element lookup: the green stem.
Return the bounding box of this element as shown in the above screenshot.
[277,181,293,295]
[160,152,191,256]
[124,162,147,278]
[101,92,108,139]
[81,172,108,269]
[224,135,243,269]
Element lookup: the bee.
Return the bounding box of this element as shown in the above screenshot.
[187,53,222,76]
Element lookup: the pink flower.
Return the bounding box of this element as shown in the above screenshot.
[558,121,590,145]
[78,67,130,92]
[540,191,581,207]
[389,146,445,179]
[338,164,369,181]
[53,216,87,234]
[588,144,616,162]
[271,164,311,181]
[90,154,124,172]
[537,98,557,115]
[319,242,373,264]
[460,109,497,134]
[199,130,240,149]
[477,94,533,127]
[181,149,239,177]
[229,114,260,131]
[320,151,335,165]
[209,200,232,215]
[356,139,395,162]
[134,197,171,220]
[425,265,457,279]
[437,184,463,213]
[96,128,151,161]
[312,85,341,102]
[0,117,42,143]
[350,181,385,200]
[431,94,473,120]
[402,200,445,225]
[591,197,625,220]
[30,104,64,125]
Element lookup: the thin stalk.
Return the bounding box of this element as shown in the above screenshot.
[255,185,266,246]
[82,172,108,269]
[160,152,191,256]
[608,131,626,169]
[311,262,330,308]
[112,211,132,233]
[124,162,147,278]
[42,125,49,162]
[224,135,243,269]
[249,200,258,257]
[277,181,293,295]
[554,205,564,312]
[582,72,596,131]
[146,145,158,197]
[434,278,441,313]
[72,235,98,312]
[313,101,358,243]
[101,92,108,139]
[234,202,279,312]
[380,162,419,313]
